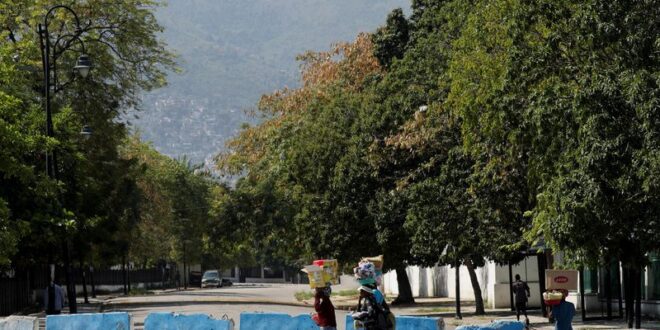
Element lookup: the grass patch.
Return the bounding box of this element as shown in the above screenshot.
[448,319,464,326]
[295,291,315,301]
[128,288,154,296]
[415,307,456,313]
[334,289,358,297]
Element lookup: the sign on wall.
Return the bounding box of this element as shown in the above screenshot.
[545,269,578,290]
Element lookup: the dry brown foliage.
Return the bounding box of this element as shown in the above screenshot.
[217,33,382,175]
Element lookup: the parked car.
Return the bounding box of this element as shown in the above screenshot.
[221,278,233,287]
[189,271,202,287]
[201,270,222,288]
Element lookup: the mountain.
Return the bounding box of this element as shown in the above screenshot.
[132,0,411,165]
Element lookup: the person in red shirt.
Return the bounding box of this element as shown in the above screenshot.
[313,286,337,330]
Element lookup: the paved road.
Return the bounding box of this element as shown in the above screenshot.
[104,284,352,329]
[103,282,365,308]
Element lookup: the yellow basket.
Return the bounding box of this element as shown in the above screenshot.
[303,259,339,289]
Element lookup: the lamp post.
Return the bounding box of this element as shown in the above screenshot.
[38,5,92,314]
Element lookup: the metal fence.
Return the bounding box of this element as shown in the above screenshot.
[0,278,31,316]
[73,267,163,286]
[0,266,166,316]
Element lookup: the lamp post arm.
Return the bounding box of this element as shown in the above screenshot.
[38,5,85,314]
[53,34,87,61]
[44,5,82,34]
[52,44,89,94]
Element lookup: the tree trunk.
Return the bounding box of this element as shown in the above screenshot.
[634,268,642,329]
[606,265,614,320]
[392,267,415,305]
[623,265,634,328]
[465,258,485,315]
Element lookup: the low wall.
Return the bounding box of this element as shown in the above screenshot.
[455,320,524,330]
[46,312,130,330]
[0,316,38,330]
[144,312,233,330]
[345,314,444,330]
[240,313,317,330]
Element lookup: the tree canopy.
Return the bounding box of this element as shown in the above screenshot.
[0,0,179,270]
[219,0,659,312]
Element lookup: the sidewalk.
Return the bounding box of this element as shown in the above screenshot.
[439,312,660,330]
[301,295,466,311]
[301,295,660,329]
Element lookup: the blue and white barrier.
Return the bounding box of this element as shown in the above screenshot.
[46,312,130,330]
[455,320,524,330]
[240,312,318,330]
[345,314,444,330]
[0,316,38,330]
[144,312,233,330]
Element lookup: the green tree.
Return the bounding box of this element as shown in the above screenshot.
[445,0,659,323]
[368,0,531,311]
[0,0,175,271]
[219,34,419,293]
[120,137,216,269]
[372,8,409,68]
[0,50,38,266]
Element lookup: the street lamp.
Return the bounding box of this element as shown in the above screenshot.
[39,4,92,314]
[74,54,93,78]
[80,125,93,140]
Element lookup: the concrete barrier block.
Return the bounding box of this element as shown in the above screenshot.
[455,320,524,330]
[46,312,130,330]
[144,312,233,330]
[345,314,444,330]
[0,316,38,330]
[396,316,444,330]
[239,312,318,330]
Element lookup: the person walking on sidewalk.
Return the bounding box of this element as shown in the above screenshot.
[44,280,66,315]
[313,286,337,330]
[552,289,575,330]
[352,286,388,330]
[512,274,530,323]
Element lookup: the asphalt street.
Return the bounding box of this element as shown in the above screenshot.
[104,284,351,329]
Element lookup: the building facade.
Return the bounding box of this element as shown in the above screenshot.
[382,254,660,317]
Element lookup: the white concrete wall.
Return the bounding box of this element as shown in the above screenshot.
[339,275,360,290]
[446,264,488,302]
[369,257,660,318]
[0,316,38,330]
[383,256,543,308]
[383,266,448,298]
[221,267,239,283]
[489,257,542,308]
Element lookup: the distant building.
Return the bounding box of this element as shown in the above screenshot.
[383,253,660,318]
